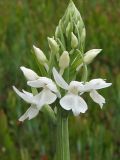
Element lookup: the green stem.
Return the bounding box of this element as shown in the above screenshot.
[56,107,70,160]
[82,64,88,83]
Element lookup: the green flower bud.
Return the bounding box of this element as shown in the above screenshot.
[71,32,78,48]
[48,37,59,54]
[59,51,70,74]
[66,22,72,38]
[55,0,85,50]
[76,49,102,71]
[55,26,60,38]
[33,45,47,64]
[84,49,102,64]
[81,27,86,45]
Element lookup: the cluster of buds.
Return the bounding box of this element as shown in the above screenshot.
[13,1,111,121]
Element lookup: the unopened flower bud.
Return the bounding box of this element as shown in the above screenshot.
[76,49,102,71]
[66,22,71,38]
[48,37,59,54]
[33,45,47,64]
[20,66,39,81]
[84,49,102,64]
[55,26,60,38]
[71,32,78,48]
[59,51,70,73]
[81,27,86,45]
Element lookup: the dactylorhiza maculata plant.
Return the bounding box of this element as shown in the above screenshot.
[13,1,112,160]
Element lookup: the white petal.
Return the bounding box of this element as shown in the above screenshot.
[82,79,112,91]
[34,89,57,107]
[60,94,88,116]
[52,67,68,90]
[20,66,39,81]
[90,90,105,108]
[13,86,34,104]
[46,82,61,98]
[27,77,52,88]
[22,90,33,97]
[19,105,39,121]
[60,95,72,111]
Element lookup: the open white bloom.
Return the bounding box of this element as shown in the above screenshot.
[20,66,39,81]
[27,77,61,104]
[13,77,60,121]
[80,79,112,108]
[52,68,88,116]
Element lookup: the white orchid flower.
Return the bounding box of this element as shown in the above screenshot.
[80,79,112,108]
[52,68,88,116]
[27,77,61,105]
[13,86,40,121]
[13,77,60,121]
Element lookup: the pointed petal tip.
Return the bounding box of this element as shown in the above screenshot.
[12,85,18,92]
[20,66,25,71]
[52,67,56,72]
[27,81,30,85]
[108,83,112,86]
[97,49,102,53]
[18,116,26,122]
[12,85,15,89]
[33,45,37,49]
[20,66,24,69]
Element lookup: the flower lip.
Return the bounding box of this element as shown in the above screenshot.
[60,94,88,116]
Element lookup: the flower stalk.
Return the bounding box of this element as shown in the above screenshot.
[56,107,70,160]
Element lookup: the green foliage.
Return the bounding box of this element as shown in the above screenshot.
[0,0,120,159]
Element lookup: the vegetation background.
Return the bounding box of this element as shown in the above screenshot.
[0,0,120,159]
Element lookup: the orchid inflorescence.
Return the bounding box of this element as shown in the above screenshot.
[13,1,112,122]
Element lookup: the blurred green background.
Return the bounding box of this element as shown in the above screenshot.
[0,0,120,159]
